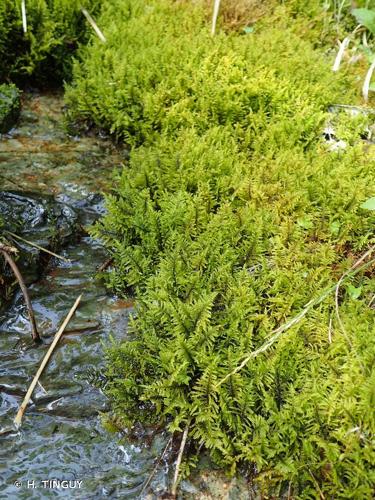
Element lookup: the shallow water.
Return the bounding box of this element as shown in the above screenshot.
[0,92,171,499]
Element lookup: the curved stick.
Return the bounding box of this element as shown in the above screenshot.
[0,246,40,342]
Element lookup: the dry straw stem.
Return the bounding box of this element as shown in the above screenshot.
[0,243,40,342]
[332,25,362,73]
[332,36,350,72]
[82,8,106,43]
[171,422,190,496]
[5,230,71,263]
[308,468,326,500]
[14,294,82,427]
[211,0,221,35]
[21,0,27,33]
[216,246,375,388]
[363,59,375,103]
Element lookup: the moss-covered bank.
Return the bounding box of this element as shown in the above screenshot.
[1,0,375,497]
[64,1,375,497]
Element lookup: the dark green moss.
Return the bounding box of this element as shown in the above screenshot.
[0,0,101,87]
[0,84,20,133]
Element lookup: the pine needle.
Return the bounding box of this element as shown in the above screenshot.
[14,294,82,427]
[335,245,375,347]
[216,247,375,388]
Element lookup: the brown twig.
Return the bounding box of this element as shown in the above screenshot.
[97,257,114,272]
[14,294,82,427]
[5,230,71,263]
[0,244,40,342]
[140,435,173,497]
[171,422,190,497]
[308,468,325,500]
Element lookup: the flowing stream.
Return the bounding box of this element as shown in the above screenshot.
[0,92,172,499]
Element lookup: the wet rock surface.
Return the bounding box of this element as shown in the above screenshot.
[0,190,79,286]
[0,93,167,499]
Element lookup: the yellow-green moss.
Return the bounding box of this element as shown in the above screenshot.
[66,1,375,497]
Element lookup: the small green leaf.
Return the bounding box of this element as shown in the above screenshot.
[329,220,341,236]
[297,216,313,229]
[360,197,375,210]
[347,284,362,300]
[352,8,375,35]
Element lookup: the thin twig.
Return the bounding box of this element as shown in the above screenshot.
[216,248,375,388]
[211,0,221,36]
[97,257,114,272]
[37,381,47,394]
[363,59,375,103]
[0,245,40,342]
[368,294,375,308]
[43,322,100,338]
[287,481,292,499]
[171,422,190,496]
[308,468,325,500]
[140,436,173,497]
[82,8,106,43]
[21,0,27,33]
[14,294,82,427]
[5,231,71,263]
